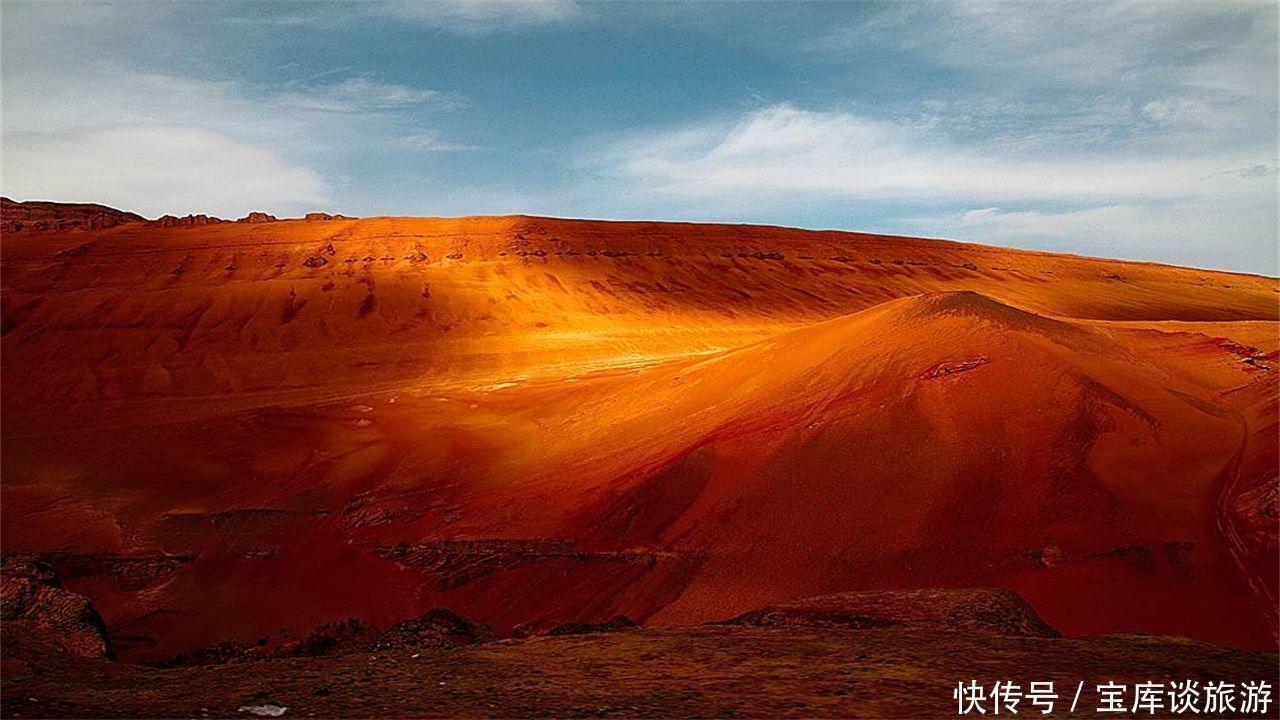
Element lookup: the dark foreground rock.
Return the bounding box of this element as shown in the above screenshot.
[366,608,493,652]
[2,589,1274,718]
[545,615,637,636]
[3,621,1274,718]
[159,608,494,666]
[0,554,114,660]
[719,587,1061,638]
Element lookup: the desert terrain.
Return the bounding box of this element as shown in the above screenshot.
[4,586,1275,718]
[1,199,1276,715]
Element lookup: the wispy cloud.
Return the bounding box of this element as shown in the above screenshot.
[273,77,461,113]
[594,103,1271,204]
[0,65,470,216]
[372,0,582,34]
[2,66,320,216]
[4,127,328,216]
[586,92,1275,272]
[815,2,1275,94]
[0,3,469,218]
[922,196,1278,273]
[223,0,583,35]
[394,131,482,153]
[816,2,1277,154]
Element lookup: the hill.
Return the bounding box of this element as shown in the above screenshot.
[1,205,1276,664]
[1,197,147,234]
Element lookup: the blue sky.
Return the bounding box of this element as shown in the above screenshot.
[2,1,1276,273]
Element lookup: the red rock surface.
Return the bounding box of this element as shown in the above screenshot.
[1,197,146,233]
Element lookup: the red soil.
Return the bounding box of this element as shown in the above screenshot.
[2,210,1276,662]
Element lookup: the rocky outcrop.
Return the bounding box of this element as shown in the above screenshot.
[719,588,1060,638]
[162,608,493,665]
[47,553,194,592]
[150,214,225,228]
[1,197,146,233]
[373,539,675,590]
[367,608,492,652]
[0,554,115,659]
[159,638,255,667]
[921,356,990,379]
[545,616,636,636]
[157,508,325,554]
[237,212,277,224]
[288,618,371,657]
[159,618,376,666]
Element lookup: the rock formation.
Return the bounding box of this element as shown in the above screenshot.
[0,555,114,659]
[1,197,146,233]
[366,608,492,652]
[719,588,1060,638]
[545,616,637,636]
[150,214,225,228]
[237,211,277,224]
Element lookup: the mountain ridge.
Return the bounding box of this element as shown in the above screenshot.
[3,197,1275,279]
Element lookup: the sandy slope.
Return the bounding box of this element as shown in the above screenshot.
[2,213,1276,661]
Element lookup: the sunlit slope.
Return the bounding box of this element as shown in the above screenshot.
[3,285,1273,658]
[438,291,1274,647]
[2,215,1274,429]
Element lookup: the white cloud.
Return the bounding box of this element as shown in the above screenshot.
[221,1,583,34]
[394,131,481,153]
[921,199,1278,274]
[371,0,581,34]
[742,0,1277,273]
[810,2,1276,164]
[4,70,240,136]
[588,102,1276,273]
[819,2,1276,97]
[0,65,334,216]
[598,104,1269,204]
[954,205,1145,240]
[273,77,460,113]
[3,127,327,218]
[0,8,465,218]
[585,1,1276,273]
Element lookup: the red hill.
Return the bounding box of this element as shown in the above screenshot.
[2,208,1276,662]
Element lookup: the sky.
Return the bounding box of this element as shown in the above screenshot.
[1,1,1276,274]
